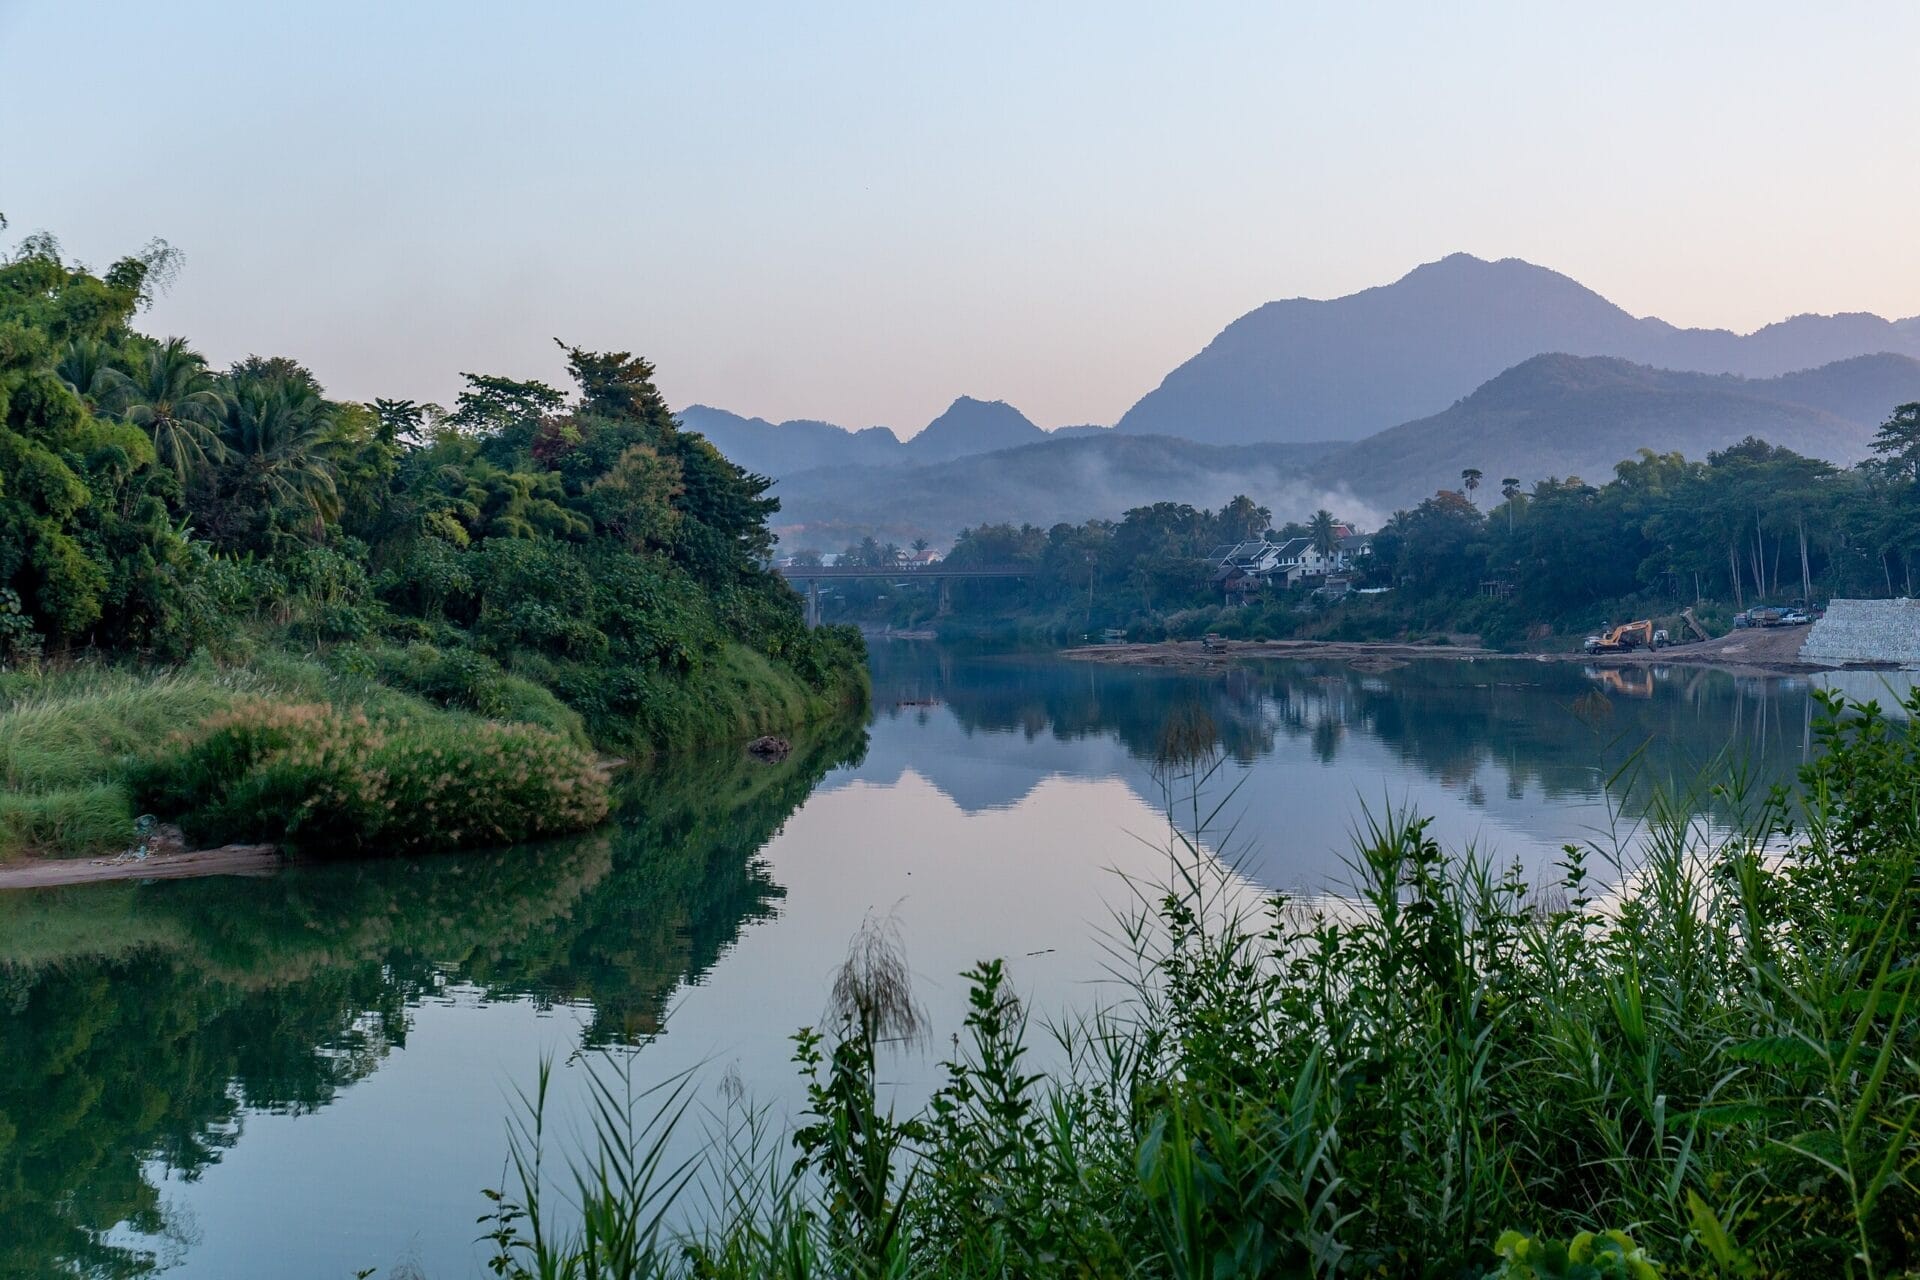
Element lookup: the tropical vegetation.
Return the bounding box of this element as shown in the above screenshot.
[0,224,864,858]
[833,420,1920,648]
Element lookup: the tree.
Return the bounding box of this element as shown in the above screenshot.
[1308,509,1339,561]
[0,242,202,652]
[447,373,566,438]
[1215,494,1271,544]
[98,337,229,480]
[202,376,341,546]
[1499,477,1522,532]
[1869,402,1920,484]
[1460,468,1483,501]
[372,398,434,444]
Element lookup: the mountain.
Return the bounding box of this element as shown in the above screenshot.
[674,405,903,475]
[677,396,1044,475]
[1323,353,1920,510]
[768,352,1920,546]
[1115,253,1920,445]
[904,397,1046,462]
[769,434,1346,549]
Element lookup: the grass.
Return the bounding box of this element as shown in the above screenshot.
[0,652,605,860]
[474,689,1920,1280]
[133,697,610,856]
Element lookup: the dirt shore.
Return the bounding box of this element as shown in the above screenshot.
[1064,623,1887,679]
[0,842,282,891]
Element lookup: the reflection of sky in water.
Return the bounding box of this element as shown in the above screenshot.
[55,647,1905,1280]
[824,647,1853,891]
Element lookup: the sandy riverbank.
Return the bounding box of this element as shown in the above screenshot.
[1063,623,1890,679]
[0,842,281,890]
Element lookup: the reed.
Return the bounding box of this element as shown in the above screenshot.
[479,688,1920,1279]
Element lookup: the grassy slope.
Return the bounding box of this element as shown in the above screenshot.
[0,631,869,861]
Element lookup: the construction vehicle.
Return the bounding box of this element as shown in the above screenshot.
[1680,607,1711,643]
[1583,619,1663,654]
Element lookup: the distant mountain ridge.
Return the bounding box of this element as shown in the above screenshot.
[1115,253,1920,444]
[1319,351,1920,509]
[767,351,1920,545]
[678,396,1045,476]
[684,252,1920,475]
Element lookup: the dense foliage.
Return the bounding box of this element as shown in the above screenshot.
[0,229,863,827]
[839,424,1920,648]
[485,690,1920,1279]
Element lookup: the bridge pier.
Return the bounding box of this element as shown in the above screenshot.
[805,578,821,629]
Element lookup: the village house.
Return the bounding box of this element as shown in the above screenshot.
[1208,528,1374,599]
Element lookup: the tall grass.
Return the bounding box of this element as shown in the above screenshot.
[0,655,609,859]
[480,688,1920,1279]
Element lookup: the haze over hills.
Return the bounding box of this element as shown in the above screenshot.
[1114,253,1920,445]
[683,253,1920,480]
[678,396,1044,476]
[768,434,1346,550]
[1319,352,1920,510]
[767,352,1920,547]
[677,252,1920,545]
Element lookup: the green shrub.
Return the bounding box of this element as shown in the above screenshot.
[135,698,609,856]
[0,784,135,860]
[335,643,588,745]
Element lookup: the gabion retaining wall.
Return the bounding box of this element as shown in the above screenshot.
[1801,598,1920,667]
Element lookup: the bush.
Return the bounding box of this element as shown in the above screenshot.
[135,698,609,856]
[335,643,588,745]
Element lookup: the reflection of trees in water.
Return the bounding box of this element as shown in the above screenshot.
[0,722,865,1280]
[872,647,1813,820]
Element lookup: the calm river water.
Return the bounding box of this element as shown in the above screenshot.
[2,647,1902,1278]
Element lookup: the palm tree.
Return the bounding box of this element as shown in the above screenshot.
[1308,509,1339,569]
[1500,478,1521,532]
[98,338,229,480]
[1461,467,1483,500]
[56,338,116,407]
[217,378,341,530]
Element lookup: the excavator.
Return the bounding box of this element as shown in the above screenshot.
[1583,619,1664,654]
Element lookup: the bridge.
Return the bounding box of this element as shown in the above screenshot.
[775,563,1030,626]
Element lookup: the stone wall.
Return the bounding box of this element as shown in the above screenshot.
[1800,598,1920,667]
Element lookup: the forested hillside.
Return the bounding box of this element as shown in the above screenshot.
[0,229,864,859]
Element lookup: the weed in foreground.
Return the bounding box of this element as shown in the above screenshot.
[478,688,1920,1279]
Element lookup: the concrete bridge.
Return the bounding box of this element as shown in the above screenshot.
[775,563,1029,626]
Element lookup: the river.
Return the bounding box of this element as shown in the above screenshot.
[1,646,1905,1279]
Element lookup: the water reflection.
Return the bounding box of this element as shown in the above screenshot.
[4,648,1897,1279]
[838,647,1841,887]
[0,723,866,1280]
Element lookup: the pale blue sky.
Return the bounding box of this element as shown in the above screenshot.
[4,1,1917,432]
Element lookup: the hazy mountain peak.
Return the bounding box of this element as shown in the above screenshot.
[907,396,1046,461]
[1114,254,1920,445]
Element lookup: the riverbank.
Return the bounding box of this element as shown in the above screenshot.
[0,842,281,889]
[1062,620,1883,678]
[0,640,867,873]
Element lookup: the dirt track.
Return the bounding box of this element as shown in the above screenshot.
[1063,622,1881,679]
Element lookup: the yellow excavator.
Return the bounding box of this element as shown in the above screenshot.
[1584,619,1663,654]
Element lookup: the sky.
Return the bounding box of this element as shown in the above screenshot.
[4,1,1918,434]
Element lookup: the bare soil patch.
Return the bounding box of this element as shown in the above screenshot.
[0,842,281,891]
[1063,623,1885,679]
